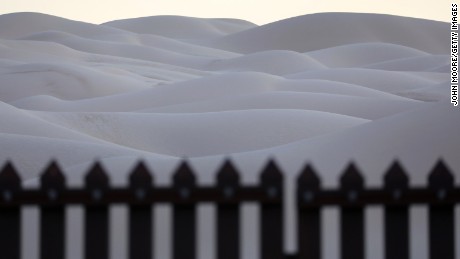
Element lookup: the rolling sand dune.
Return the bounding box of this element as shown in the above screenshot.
[305,42,428,68]
[364,54,449,71]
[0,62,149,102]
[0,12,125,39]
[104,15,257,40]
[0,11,455,259]
[137,92,422,120]
[205,13,448,54]
[207,50,326,75]
[287,68,440,93]
[19,31,217,68]
[33,109,368,156]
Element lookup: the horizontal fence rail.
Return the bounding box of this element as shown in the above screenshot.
[0,159,458,259]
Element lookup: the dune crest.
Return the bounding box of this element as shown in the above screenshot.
[0,11,454,179]
[206,12,448,54]
[103,15,257,40]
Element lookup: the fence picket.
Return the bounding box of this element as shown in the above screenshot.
[216,160,240,259]
[428,160,454,259]
[84,162,109,259]
[0,159,457,259]
[260,159,283,259]
[297,164,321,259]
[40,161,66,259]
[340,162,364,259]
[383,161,409,259]
[173,161,196,259]
[129,161,153,259]
[0,162,21,259]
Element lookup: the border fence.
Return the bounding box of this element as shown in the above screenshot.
[0,159,458,259]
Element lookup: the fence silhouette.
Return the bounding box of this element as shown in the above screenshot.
[0,159,458,259]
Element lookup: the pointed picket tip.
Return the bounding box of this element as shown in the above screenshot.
[340,161,364,190]
[298,163,321,190]
[260,158,283,185]
[428,159,454,189]
[85,161,109,189]
[129,161,153,187]
[384,160,409,189]
[41,160,66,189]
[0,160,21,189]
[173,160,196,186]
[217,159,240,185]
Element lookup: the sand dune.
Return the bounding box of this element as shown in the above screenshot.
[252,101,460,186]
[19,31,217,68]
[103,15,257,40]
[22,30,239,59]
[138,92,422,120]
[206,13,448,54]
[364,54,449,71]
[207,50,325,75]
[0,62,149,102]
[0,38,85,61]
[0,12,124,39]
[305,42,428,68]
[0,12,451,171]
[287,68,439,93]
[0,102,103,142]
[34,109,368,156]
[397,82,452,102]
[11,73,413,112]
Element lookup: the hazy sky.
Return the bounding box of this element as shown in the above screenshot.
[0,0,450,25]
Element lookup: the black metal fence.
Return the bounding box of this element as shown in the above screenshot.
[0,159,458,259]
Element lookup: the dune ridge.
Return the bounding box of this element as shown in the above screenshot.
[0,11,453,175]
[205,12,448,54]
